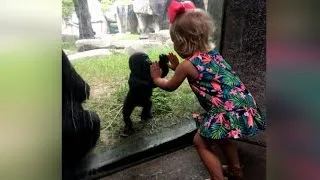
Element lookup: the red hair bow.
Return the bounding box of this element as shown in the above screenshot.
[167,0,196,24]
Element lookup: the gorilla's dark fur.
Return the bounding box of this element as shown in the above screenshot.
[122,52,169,134]
[62,50,100,179]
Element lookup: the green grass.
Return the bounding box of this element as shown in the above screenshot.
[72,47,202,148]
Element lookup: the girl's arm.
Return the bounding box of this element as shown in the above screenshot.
[150,61,188,92]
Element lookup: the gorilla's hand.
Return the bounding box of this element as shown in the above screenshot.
[158,54,169,78]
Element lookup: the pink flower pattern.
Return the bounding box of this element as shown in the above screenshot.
[224,101,234,111]
[228,129,241,139]
[196,65,204,71]
[189,50,265,140]
[230,89,237,95]
[200,90,206,97]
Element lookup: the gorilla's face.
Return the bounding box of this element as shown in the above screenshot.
[129,52,169,79]
[129,52,152,79]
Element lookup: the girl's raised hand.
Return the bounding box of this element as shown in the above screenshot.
[150,62,162,80]
[168,53,179,70]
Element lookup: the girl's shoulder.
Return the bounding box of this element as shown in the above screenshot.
[187,49,221,60]
[188,49,234,71]
[186,49,221,63]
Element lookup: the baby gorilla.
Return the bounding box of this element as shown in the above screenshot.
[121,52,169,136]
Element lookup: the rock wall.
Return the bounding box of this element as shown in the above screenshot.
[221,0,266,111]
[116,4,138,33]
[133,0,169,33]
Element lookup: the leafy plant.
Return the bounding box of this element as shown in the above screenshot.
[62,0,75,21]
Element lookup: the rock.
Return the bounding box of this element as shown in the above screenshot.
[148,29,170,44]
[110,40,162,49]
[124,46,147,56]
[149,0,169,30]
[75,36,163,51]
[133,0,169,33]
[75,38,112,52]
[127,5,139,34]
[94,33,113,40]
[132,0,153,15]
[68,49,112,61]
[135,13,154,34]
[116,4,138,33]
[139,34,149,40]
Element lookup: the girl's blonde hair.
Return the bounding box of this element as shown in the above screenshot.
[170,8,215,58]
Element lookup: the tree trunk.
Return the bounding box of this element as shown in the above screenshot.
[73,0,95,39]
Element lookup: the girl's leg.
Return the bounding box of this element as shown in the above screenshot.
[217,139,241,168]
[193,131,224,180]
[216,139,243,179]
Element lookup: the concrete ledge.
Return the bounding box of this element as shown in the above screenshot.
[75,119,266,179]
[75,119,196,179]
[102,142,266,180]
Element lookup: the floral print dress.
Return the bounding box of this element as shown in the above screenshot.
[188,49,265,139]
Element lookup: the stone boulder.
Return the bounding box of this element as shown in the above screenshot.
[124,46,148,56]
[132,0,169,33]
[149,0,169,31]
[148,29,171,44]
[116,4,138,34]
[110,40,162,49]
[132,0,153,15]
[68,49,112,61]
[75,38,113,52]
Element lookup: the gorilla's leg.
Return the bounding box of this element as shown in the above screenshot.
[82,110,100,150]
[141,99,153,121]
[70,110,100,163]
[62,110,100,180]
[122,91,135,136]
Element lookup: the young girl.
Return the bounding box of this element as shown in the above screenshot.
[150,1,265,180]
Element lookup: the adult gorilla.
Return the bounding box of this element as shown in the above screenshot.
[62,50,100,179]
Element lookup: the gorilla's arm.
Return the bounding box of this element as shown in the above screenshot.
[62,50,90,103]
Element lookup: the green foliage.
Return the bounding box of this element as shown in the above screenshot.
[152,89,172,115]
[115,82,129,102]
[101,0,115,12]
[62,0,75,21]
